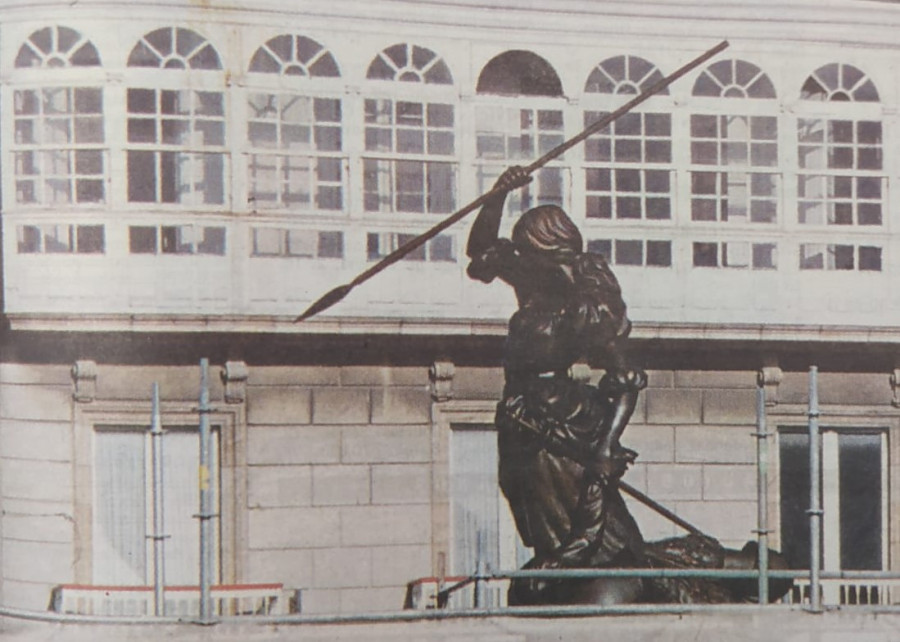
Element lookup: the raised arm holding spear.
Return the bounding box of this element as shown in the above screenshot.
[295,40,729,322]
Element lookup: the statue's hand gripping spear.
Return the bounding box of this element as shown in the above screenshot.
[296,40,729,322]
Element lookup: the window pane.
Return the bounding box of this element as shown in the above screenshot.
[17,225,42,253]
[859,246,882,271]
[646,241,672,267]
[253,228,283,256]
[839,433,882,570]
[831,244,854,270]
[76,225,104,253]
[318,231,344,258]
[197,227,226,255]
[128,151,156,202]
[129,226,157,254]
[693,242,718,267]
[615,240,642,265]
[94,430,146,584]
[800,244,824,270]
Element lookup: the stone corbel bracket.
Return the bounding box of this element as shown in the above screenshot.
[221,361,249,404]
[72,360,98,403]
[757,366,783,407]
[429,360,455,402]
[890,369,900,408]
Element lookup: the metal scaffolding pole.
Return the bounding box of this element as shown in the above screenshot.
[473,530,487,609]
[149,383,166,616]
[197,359,215,623]
[754,380,769,604]
[807,366,823,612]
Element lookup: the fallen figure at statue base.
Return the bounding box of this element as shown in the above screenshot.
[509,534,793,606]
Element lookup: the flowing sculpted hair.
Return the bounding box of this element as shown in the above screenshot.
[511,205,583,257]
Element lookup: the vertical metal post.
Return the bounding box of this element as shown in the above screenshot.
[807,366,823,612]
[754,380,769,604]
[473,529,486,609]
[149,383,166,616]
[198,359,214,623]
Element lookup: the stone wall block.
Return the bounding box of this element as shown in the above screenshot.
[312,465,371,506]
[95,365,224,402]
[622,425,675,463]
[341,425,430,464]
[703,389,756,425]
[3,540,73,583]
[390,367,429,387]
[451,367,505,400]
[245,548,314,587]
[371,388,430,425]
[312,389,371,425]
[625,497,679,542]
[312,547,373,589]
[371,544,431,587]
[299,588,341,614]
[645,464,703,501]
[2,512,74,544]
[340,504,431,547]
[247,388,311,425]
[645,389,703,424]
[247,465,312,508]
[673,500,756,544]
[703,464,758,501]
[0,385,71,422]
[646,370,675,389]
[248,366,341,387]
[0,422,71,462]
[339,587,405,614]
[247,426,340,465]
[675,371,756,389]
[674,426,756,464]
[248,506,340,549]
[339,366,391,387]
[1,459,72,502]
[371,464,431,504]
[779,372,891,406]
[0,364,71,386]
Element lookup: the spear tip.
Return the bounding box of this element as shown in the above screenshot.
[294,283,354,323]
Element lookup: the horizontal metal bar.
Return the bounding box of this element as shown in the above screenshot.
[492,568,803,580]
[234,603,799,625]
[438,568,900,597]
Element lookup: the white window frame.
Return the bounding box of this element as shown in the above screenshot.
[768,403,900,603]
[73,400,243,586]
[431,399,529,607]
[242,35,346,215]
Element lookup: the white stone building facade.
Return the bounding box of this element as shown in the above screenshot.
[1,0,900,615]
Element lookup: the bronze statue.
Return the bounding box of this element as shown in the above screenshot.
[466,167,789,605]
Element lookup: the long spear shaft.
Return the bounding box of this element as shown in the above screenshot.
[296,39,729,322]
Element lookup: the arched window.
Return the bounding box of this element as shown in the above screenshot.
[12,26,106,210]
[585,55,666,96]
[15,25,100,68]
[583,55,672,230]
[797,63,883,271]
[363,44,456,219]
[474,51,564,216]
[801,63,878,102]
[476,50,561,96]
[125,28,226,211]
[366,43,452,84]
[246,34,343,217]
[689,60,779,266]
[692,59,775,99]
[128,27,220,70]
[249,34,339,77]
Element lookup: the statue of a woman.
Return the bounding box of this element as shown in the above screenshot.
[466,166,649,605]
